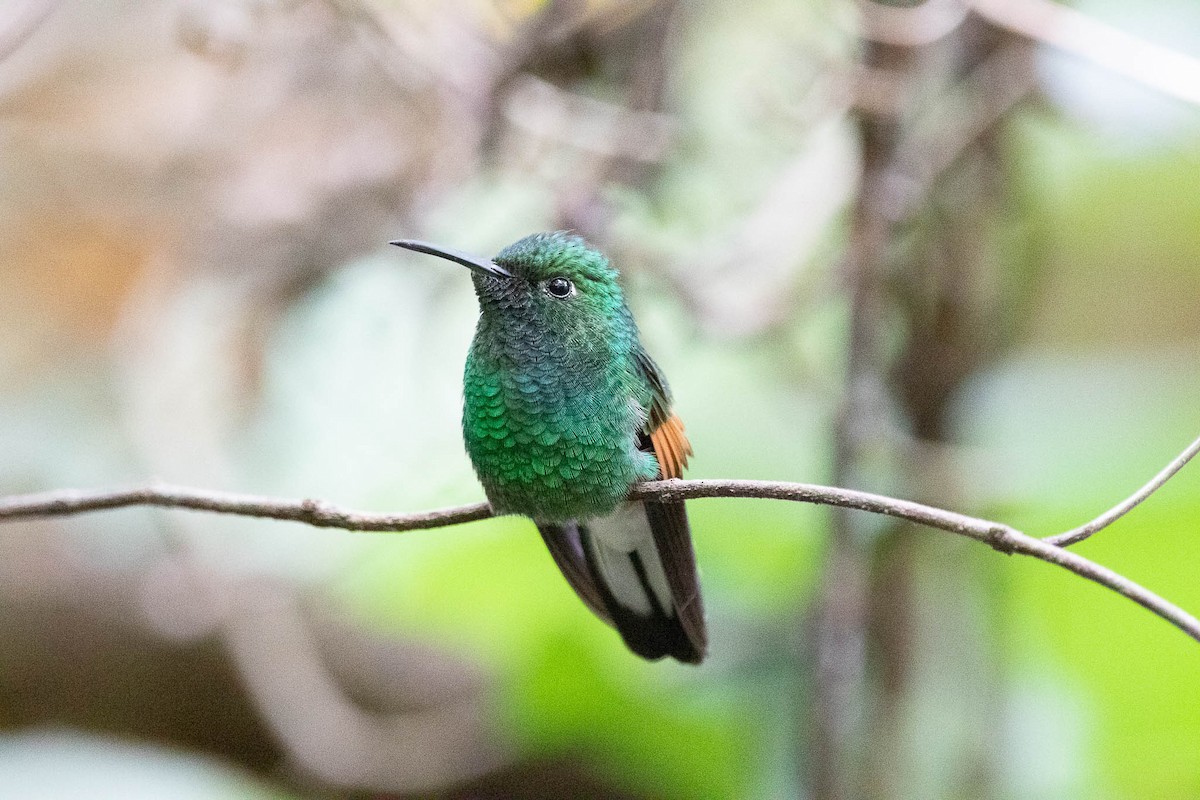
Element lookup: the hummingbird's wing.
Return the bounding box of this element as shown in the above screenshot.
[639,350,705,661]
[538,350,707,664]
[630,500,707,662]
[573,349,707,663]
[635,350,693,478]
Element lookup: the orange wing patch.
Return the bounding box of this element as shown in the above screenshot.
[649,413,693,479]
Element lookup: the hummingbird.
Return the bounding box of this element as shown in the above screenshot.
[391,232,706,663]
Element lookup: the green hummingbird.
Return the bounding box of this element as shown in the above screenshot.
[391,232,706,663]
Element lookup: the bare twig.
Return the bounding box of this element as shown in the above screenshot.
[0,484,491,532]
[635,480,1002,542]
[0,479,998,541]
[1,462,1198,643]
[971,0,1200,107]
[1045,434,1200,548]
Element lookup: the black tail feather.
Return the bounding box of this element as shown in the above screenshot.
[644,498,707,659]
[580,502,706,664]
[537,505,706,664]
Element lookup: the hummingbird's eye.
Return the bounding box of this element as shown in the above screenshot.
[544,277,574,298]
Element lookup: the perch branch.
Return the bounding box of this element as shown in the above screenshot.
[1,435,1199,643]
[0,484,492,532]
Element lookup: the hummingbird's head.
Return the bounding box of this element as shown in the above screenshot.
[391,231,627,331]
[491,231,618,298]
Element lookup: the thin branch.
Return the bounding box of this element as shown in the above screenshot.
[0,484,492,532]
[1045,434,1200,547]
[632,480,1007,543]
[0,479,999,540]
[971,0,1200,107]
[0,465,1198,644]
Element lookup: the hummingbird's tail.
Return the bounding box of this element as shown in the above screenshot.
[539,500,706,664]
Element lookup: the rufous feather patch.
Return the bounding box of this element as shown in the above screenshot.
[649,413,693,479]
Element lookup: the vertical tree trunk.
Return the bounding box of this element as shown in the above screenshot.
[809,10,1035,798]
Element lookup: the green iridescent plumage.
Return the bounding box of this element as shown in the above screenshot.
[463,233,659,521]
[392,231,707,663]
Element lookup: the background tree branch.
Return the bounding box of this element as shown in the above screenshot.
[970,0,1200,108]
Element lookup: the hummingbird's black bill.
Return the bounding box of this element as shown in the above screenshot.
[390,239,512,279]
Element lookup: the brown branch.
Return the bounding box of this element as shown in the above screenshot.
[1,445,1199,644]
[0,484,492,532]
[633,480,1005,542]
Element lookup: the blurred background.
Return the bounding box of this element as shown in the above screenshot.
[0,0,1198,797]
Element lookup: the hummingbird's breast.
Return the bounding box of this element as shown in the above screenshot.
[461,334,656,523]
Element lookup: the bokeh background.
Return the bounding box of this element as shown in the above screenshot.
[0,0,1198,797]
